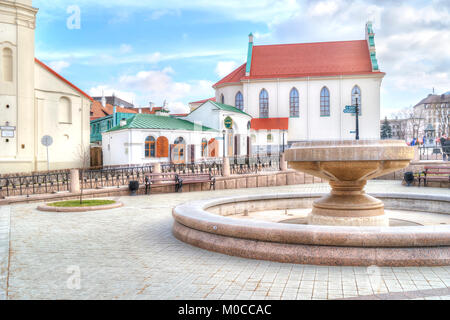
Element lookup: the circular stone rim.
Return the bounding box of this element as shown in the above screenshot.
[172,192,450,248]
[285,140,415,162]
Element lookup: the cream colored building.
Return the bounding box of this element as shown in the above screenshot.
[0,0,92,174]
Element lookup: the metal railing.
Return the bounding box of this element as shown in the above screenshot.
[0,172,70,198]
[80,165,155,189]
[161,160,223,176]
[229,154,281,175]
[419,146,446,161]
[0,155,284,198]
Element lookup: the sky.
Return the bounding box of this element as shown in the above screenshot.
[33,0,450,117]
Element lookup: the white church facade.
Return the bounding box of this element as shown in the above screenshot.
[213,22,385,144]
[0,0,92,174]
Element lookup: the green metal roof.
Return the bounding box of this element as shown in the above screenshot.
[107,113,218,133]
[210,101,251,117]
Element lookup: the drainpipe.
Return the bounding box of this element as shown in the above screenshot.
[113,106,117,126]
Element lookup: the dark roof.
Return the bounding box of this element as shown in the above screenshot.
[414,93,450,107]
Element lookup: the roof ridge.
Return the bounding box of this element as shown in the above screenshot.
[254,39,366,48]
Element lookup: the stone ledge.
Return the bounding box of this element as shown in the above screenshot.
[173,221,450,267]
[172,192,450,248]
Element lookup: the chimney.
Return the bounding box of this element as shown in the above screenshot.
[138,108,142,114]
[101,90,106,107]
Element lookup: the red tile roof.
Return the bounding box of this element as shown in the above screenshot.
[189,97,217,104]
[90,100,138,120]
[251,118,289,131]
[213,64,246,88]
[214,40,383,87]
[35,58,93,101]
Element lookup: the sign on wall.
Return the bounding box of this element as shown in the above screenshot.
[224,116,233,129]
[1,126,16,138]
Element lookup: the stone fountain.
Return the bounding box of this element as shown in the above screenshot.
[172,139,450,266]
[285,140,415,226]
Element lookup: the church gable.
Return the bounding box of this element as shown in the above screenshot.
[34,58,92,101]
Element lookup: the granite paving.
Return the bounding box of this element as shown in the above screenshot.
[3,180,450,300]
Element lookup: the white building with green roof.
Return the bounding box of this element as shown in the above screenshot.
[182,100,253,158]
[102,99,256,166]
[102,113,218,165]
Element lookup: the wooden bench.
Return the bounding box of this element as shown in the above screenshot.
[418,166,450,188]
[177,173,215,192]
[144,173,180,194]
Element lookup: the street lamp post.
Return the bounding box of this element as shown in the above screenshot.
[355,97,360,141]
[222,129,226,158]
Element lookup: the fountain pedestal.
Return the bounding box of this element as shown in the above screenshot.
[286,140,414,227]
[309,180,387,226]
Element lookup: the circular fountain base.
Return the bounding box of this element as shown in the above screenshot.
[172,193,450,267]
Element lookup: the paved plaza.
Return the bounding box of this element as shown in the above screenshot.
[1,180,449,300]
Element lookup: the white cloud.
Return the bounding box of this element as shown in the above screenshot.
[119,44,133,54]
[38,0,301,24]
[90,67,214,113]
[309,0,341,16]
[215,61,239,78]
[48,60,70,73]
[89,85,136,105]
[259,0,450,114]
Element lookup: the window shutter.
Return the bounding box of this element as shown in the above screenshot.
[156,136,169,157]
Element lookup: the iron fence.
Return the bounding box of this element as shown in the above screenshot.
[229,154,281,175]
[0,155,284,198]
[419,146,446,161]
[0,172,70,198]
[161,160,223,176]
[80,165,154,189]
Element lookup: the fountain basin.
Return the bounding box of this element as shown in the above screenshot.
[285,140,415,226]
[172,193,450,266]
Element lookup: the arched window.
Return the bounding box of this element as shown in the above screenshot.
[2,48,13,82]
[267,133,273,143]
[320,87,330,117]
[201,138,208,157]
[145,136,156,158]
[251,134,256,144]
[235,91,244,110]
[351,85,362,115]
[290,88,299,118]
[220,94,225,104]
[172,137,186,163]
[174,137,185,145]
[58,97,72,123]
[156,136,169,157]
[259,89,269,118]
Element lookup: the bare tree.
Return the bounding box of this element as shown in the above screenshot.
[430,102,450,137]
[75,144,90,204]
[393,106,425,142]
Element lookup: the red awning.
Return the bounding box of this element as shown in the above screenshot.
[251,118,289,130]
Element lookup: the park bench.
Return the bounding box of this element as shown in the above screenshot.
[144,173,180,194]
[177,173,216,193]
[417,165,450,188]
